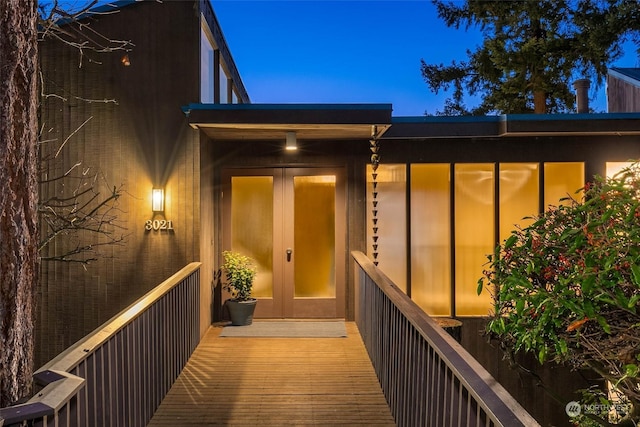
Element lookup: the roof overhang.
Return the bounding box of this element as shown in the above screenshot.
[385,113,640,139]
[499,113,640,136]
[182,103,393,141]
[183,105,640,141]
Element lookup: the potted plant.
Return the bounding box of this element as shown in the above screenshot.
[221,250,258,326]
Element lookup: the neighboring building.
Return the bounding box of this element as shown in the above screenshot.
[39,1,640,425]
[607,67,640,112]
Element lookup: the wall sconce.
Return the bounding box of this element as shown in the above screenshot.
[152,188,164,212]
[285,131,297,151]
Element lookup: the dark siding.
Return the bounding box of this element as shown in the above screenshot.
[460,318,594,427]
[199,135,216,335]
[378,134,640,169]
[37,1,202,366]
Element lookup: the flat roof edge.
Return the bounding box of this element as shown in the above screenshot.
[393,116,501,124]
[183,103,393,113]
[394,112,640,124]
[501,112,640,121]
[183,103,392,128]
[387,113,640,139]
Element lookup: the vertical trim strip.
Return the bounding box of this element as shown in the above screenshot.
[449,163,456,318]
[539,162,545,214]
[494,162,500,256]
[213,49,220,104]
[406,163,412,298]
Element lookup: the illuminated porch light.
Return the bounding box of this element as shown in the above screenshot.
[285,131,297,151]
[152,188,164,212]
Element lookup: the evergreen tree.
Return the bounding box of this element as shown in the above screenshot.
[422,0,640,115]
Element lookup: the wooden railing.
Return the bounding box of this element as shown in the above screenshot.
[0,263,201,427]
[352,252,539,427]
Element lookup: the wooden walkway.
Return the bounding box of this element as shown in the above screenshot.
[147,322,395,426]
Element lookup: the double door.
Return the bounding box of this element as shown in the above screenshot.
[222,168,345,318]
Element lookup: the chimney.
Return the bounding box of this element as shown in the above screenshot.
[573,79,591,113]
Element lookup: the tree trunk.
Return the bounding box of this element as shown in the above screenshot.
[0,0,39,406]
[533,90,547,114]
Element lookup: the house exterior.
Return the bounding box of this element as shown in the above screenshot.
[38,1,640,425]
[38,0,248,365]
[608,67,640,112]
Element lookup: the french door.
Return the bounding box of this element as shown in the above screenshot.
[221,167,345,318]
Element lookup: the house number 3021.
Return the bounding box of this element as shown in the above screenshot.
[145,219,174,231]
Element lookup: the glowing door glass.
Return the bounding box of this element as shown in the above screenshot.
[293,175,336,298]
[230,176,273,298]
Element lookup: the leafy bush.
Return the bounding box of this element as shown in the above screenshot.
[478,163,640,424]
[221,251,257,301]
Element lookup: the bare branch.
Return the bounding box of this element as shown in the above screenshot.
[38,0,134,68]
[37,1,130,265]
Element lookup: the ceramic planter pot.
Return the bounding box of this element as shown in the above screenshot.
[226,299,257,326]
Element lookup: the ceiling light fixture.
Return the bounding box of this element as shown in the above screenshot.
[285,131,297,151]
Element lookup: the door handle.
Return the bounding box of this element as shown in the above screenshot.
[286,248,292,262]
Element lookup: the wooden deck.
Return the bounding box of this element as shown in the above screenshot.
[147,322,395,426]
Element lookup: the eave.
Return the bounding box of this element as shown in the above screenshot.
[182,103,393,141]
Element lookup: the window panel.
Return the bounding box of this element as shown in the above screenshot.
[499,163,539,242]
[367,161,586,318]
[200,27,214,103]
[410,164,451,316]
[455,164,494,316]
[220,65,228,104]
[606,162,634,178]
[366,164,407,292]
[544,162,584,208]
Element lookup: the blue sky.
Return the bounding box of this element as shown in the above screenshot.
[56,0,640,115]
[211,0,478,115]
[211,0,639,115]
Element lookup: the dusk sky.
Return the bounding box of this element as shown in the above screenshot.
[60,0,640,115]
[211,0,639,115]
[211,0,472,116]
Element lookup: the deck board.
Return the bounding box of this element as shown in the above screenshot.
[147,322,395,426]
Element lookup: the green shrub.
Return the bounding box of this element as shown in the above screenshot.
[478,163,640,424]
[221,251,257,301]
